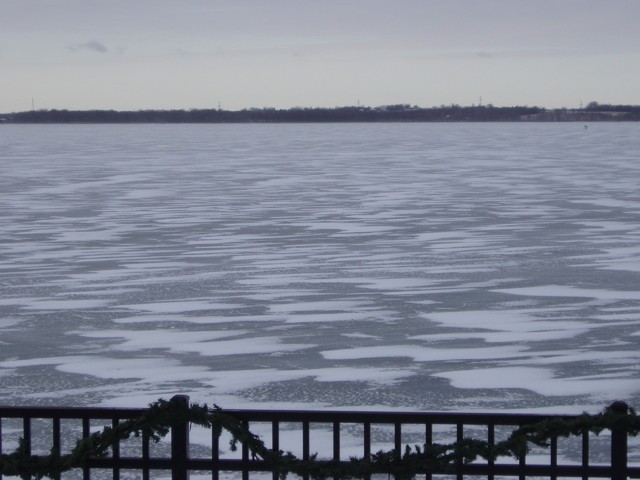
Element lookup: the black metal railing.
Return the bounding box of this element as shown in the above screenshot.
[1,395,638,479]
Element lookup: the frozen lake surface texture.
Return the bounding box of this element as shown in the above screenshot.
[1,123,639,414]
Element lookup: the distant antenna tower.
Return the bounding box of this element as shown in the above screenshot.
[218,101,221,111]
[479,96,482,107]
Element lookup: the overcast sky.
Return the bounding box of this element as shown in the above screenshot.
[2,0,639,112]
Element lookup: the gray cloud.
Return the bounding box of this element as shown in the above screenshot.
[68,40,108,53]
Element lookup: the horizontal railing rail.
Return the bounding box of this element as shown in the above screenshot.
[1,395,638,480]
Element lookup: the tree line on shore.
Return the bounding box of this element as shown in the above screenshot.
[2,102,639,123]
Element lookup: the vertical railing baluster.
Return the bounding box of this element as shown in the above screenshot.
[549,434,558,480]
[333,421,340,462]
[142,431,150,480]
[0,417,3,480]
[82,417,91,480]
[52,417,61,480]
[170,395,190,480]
[21,416,32,480]
[518,425,526,480]
[364,421,371,458]
[487,423,495,480]
[211,423,219,480]
[302,421,310,480]
[610,402,629,480]
[456,424,463,480]
[364,422,372,480]
[302,421,310,460]
[23,417,31,456]
[582,429,589,480]
[242,420,250,480]
[425,423,433,480]
[112,418,120,480]
[394,422,402,459]
[271,421,279,480]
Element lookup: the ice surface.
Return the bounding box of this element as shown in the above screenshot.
[1,122,640,414]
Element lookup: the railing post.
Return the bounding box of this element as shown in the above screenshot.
[610,401,628,480]
[171,395,190,480]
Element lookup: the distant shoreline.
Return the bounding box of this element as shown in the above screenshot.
[1,103,639,123]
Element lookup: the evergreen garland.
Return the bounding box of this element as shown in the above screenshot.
[0,398,638,480]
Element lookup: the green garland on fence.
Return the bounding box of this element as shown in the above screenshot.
[1,398,638,480]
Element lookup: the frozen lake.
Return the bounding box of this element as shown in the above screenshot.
[1,122,639,414]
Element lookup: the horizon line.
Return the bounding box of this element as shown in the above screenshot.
[3,101,639,116]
